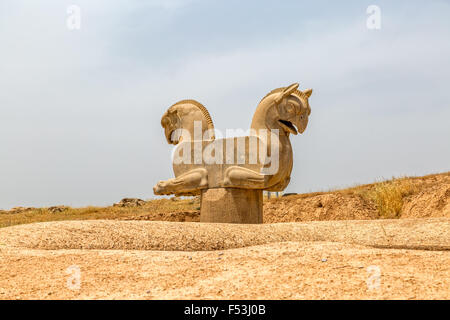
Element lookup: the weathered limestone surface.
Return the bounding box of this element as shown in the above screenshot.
[200,188,263,224]
[153,83,312,224]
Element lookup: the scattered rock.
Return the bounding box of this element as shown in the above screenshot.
[7,207,35,214]
[282,193,298,197]
[47,206,69,214]
[113,198,146,208]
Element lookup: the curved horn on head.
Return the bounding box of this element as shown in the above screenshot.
[274,83,299,104]
[304,88,313,98]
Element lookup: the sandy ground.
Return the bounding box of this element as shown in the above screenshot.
[0,218,448,299]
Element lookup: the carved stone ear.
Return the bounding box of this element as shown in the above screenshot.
[304,88,313,98]
[274,83,299,104]
[283,83,300,96]
[161,112,169,127]
[161,109,177,127]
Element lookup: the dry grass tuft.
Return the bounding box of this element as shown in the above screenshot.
[356,178,419,218]
[0,198,199,228]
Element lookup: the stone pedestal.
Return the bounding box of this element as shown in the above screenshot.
[200,188,263,224]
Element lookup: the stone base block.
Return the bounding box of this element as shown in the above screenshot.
[200,188,263,224]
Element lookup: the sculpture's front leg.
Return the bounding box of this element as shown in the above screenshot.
[223,166,269,189]
[153,168,208,195]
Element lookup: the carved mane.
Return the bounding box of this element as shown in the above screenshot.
[170,99,215,138]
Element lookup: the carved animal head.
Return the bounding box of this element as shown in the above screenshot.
[161,100,215,145]
[255,83,312,135]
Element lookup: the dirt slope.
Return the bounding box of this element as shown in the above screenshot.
[264,193,378,223]
[264,172,450,222]
[401,174,450,218]
[117,172,450,223]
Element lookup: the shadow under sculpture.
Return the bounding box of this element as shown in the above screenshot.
[153,83,312,224]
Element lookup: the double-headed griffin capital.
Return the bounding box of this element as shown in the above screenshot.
[154,83,312,197]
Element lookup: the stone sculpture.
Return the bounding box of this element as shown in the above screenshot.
[153,83,312,223]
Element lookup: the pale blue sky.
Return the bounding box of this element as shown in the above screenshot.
[1,0,449,209]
